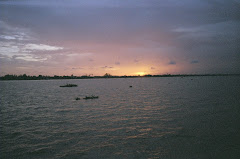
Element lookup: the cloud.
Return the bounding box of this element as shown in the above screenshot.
[23,44,63,51]
[115,61,120,65]
[66,53,92,57]
[89,58,94,62]
[0,35,16,40]
[0,20,64,63]
[151,67,155,70]
[172,20,240,72]
[169,61,176,65]
[0,53,10,59]
[173,21,240,45]
[100,65,118,71]
[0,20,34,41]
[72,67,84,70]
[101,66,113,69]
[0,42,20,55]
[0,42,63,62]
[134,59,140,63]
[12,54,48,62]
[191,60,199,64]
[0,33,33,41]
[12,55,27,59]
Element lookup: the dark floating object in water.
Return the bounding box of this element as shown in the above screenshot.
[129,86,132,88]
[60,84,78,87]
[75,97,80,100]
[83,95,99,99]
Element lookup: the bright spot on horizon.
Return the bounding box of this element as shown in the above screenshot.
[136,72,146,76]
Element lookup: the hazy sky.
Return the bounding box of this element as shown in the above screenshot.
[0,0,240,76]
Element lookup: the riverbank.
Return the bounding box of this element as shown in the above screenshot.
[0,74,239,80]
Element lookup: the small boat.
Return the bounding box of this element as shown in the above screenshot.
[75,97,80,100]
[60,84,78,87]
[83,95,99,99]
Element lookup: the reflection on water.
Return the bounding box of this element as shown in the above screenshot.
[0,77,240,158]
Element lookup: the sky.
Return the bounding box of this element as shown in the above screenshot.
[0,0,240,76]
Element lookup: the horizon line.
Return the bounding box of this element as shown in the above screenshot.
[1,73,240,80]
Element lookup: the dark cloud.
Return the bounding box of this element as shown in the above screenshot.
[88,58,94,62]
[115,61,120,65]
[191,60,199,64]
[151,67,155,70]
[101,66,113,69]
[134,59,140,63]
[169,61,176,65]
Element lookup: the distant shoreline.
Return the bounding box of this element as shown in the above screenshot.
[0,74,239,81]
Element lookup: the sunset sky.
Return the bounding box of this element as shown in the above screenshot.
[0,0,240,76]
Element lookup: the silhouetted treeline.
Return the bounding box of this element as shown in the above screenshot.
[0,73,239,80]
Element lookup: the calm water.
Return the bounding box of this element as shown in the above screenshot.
[1,77,240,159]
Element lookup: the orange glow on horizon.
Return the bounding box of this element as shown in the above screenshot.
[135,72,146,76]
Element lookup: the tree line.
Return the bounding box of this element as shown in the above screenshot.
[0,73,238,80]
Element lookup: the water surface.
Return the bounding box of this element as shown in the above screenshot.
[1,76,240,158]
